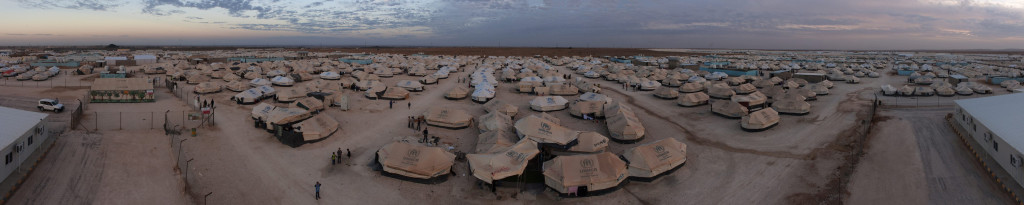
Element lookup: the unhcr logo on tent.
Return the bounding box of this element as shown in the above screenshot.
[580,159,598,175]
[655,145,672,160]
[403,149,420,163]
[539,123,552,135]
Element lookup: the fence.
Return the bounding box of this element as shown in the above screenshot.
[824,96,879,203]
[79,110,206,131]
[167,79,217,126]
[0,70,93,88]
[169,123,216,204]
[876,92,996,108]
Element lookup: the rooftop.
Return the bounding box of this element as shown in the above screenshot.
[956,93,1024,150]
[0,106,48,148]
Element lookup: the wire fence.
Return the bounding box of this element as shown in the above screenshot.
[875,92,998,108]
[78,110,207,131]
[0,70,93,87]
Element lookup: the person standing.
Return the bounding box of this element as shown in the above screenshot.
[408,116,413,128]
[389,100,393,109]
[337,148,343,158]
[422,128,429,143]
[407,102,411,109]
[346,149,351,158]
[331,153,337,165]
[314,181,321,200]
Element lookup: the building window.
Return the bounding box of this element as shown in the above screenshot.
[4,152,11,165]
[27,135,33,146]
[994,141,999,152]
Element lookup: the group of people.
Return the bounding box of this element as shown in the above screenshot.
[408,115,426,130]
[330,147,351,165]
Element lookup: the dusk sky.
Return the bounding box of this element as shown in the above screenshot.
[1,0,1023,49]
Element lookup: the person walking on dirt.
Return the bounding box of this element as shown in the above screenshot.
[314,181,321,200]
[389,100,393,109]
[408,102,411,109]
[423,128,429,143]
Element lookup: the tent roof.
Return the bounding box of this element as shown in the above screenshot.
[623,138,687,178]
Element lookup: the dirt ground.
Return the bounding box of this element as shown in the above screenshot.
[0,51,1017,204]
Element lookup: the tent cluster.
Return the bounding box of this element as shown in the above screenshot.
[250,102,339,147]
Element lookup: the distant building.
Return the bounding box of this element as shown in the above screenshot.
[954,93,1024,188]
[104,56,128,66]
[134,54,157,65]
[0,106,51,184]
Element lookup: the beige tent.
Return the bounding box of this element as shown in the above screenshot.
[734,83,757,94]
[475,130,516,154]
[483,99,519,117]
[445,85,470,100]
[760,86,786,99]
[569,100,606,118]
[623,138,687,179]
[679,82,704,93]
[513,115,576,146]
[377,141,456,180]
[578,92,613,104]
[807,83,829,95]
[790,87,817,100]
[776,92,807,102]
[225,81,248,92]
[725,77,746,86]
[543,152,629,194]
[250,103,276,120]
[605,102,645,142]
[423,107,473,129]
[566,131,609,153]
[653,87,680,99]
[549,84,580,96]
[331,93,351,110]
[712,100,748,118]
[741,108,779,131]
[290,97,325,112]
[476,112,514,133]
[194,82,222,94]
[898,85,915,96]
[936,86,955,96]
[731,91,767,108]
[266,107,313,126]
[751,79,774,88]
[468,139,541,184]
[707,83,735,99]
[396,80,425,91]
[276,88,306,103]
[530,96,569,111]
[539,112,562,125]
[677,92,710,107]
[772,99,810,115]
[293,114,340,142]
[381,87,410,100]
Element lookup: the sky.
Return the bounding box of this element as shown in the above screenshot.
[0,0,1022,49]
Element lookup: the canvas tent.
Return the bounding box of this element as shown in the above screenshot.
[679,82,704,93]
[467,140,541,184]
[604,102,645,142]
[476,112,514,133]
[653,87,680,99]
[565,131,609,153]
[276,87,306,103]
[677,92,710,107]
[232,88,263,104]
[543,152,629,195]
[331,93,351,110]
[445,85,470,100]
[741,108,780,131]
[376,141,456,181]
[189,81,221,94]
[513,115,577,147]
[530,96,569,111]
[880,85,897,96]
[226,81,248,92]
[397,80,425,91]
[549,84,580,96]
[250,103,275,121]
[623,138,687,180]
[483,99,519,117]
[578,92,613,104]
[734,83,757,94]
[772,99,811,115]
[712,100,748,118]
[475,130,516,154]
[707,83,735,99]
[569,100,606,118]
[381,87,411,100]
[423,107,473,129]
[290,97,325,112]
[292,114,339,142]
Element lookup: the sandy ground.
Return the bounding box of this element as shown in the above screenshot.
[0,58,1017,204]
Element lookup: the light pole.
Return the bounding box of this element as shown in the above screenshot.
[177,138,188,164]
[185,158,195,181]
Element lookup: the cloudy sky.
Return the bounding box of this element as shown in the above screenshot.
[1,0,1022,49]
